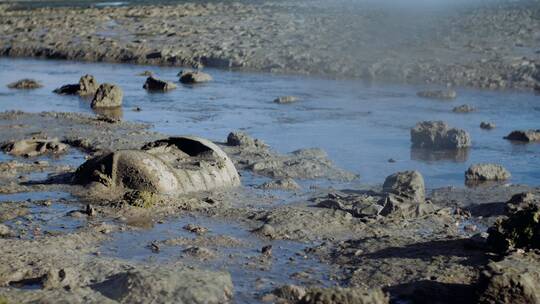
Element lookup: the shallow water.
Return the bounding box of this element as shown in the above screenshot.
[0,57,539,189]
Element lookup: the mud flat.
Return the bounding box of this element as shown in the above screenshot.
[1,0,539,90]
[0,110,540,303]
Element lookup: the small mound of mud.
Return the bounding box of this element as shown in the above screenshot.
[299,287,389,304]
[7,79,42,89]
[417,89,457,100]
[1,138,68,157]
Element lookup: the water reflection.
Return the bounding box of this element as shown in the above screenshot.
[411,148,469,163]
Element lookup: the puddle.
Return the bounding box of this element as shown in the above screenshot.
[101,215,337,302]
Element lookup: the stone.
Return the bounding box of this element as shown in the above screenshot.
[417,89,457,100]
[273,284,307,301]
[452,104,475,113]
[478,252,540,304]
[7,79,42,89]
[75,136,240,195]
[487,205,540,254]
[226,131,265,148]
[178,70,212,84]
[53,74,98,95]
[506,192,540,214]
[274,96,298,104]
[411,121,471,149]
[465,163,511,181]
[299,287,389,304]
[504,130,540,142]
[258,178,301,191]
[1,138,68,157]
[480,122,496,130]
[143,76,177,91]
[0,224,11,237]
[382,170,425,203]
[91,83,123,108]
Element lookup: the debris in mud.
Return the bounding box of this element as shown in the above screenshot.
[274,96,299,104]
[315,192,384,218]
[91,83,123,108]
[487,205,540,254]
[143,76,177,92]
[504,129,540,142]
[299,287,389,304]
[123,190,160,208]
[452,104,475,113]
[1,137,68,157]
[477,251,540,304]
[465,164,511,182]
[53,74,98,96]
[178,70,212,84]
[480,122,496,130]
[75,136,240,196]
[258,178,301,191]
[182,246,215,259]
[417,89,457,100]
[411,121,471,149]
[227,131,266,148]
[7,79,42,89]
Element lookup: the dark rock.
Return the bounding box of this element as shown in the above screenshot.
[480,122,496,130]
[143,76,177,91]
[504,130,540,142]
[487,205,540,254]
[179,70,212,84]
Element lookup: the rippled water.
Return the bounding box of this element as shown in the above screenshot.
[0,57,539,189]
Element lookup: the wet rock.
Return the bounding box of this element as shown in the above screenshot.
[183,224,209,234]
[258,178,301,191]
[75,136,240,195]
[91,268,232,303]
[7,79,42,89]
[487,205,540,254]
[261,244,272,257]
[465,164,511,182]
[0,224,12,237]
[91,83,123,108]
[478,252,540,304]
[382,170,425,203]
[182,246,215,259]
[252,224,276,239]
[54,75,98,96]
[178,70,212,84]
[411,121,471,149]
[1,138,68,157]
[138,70,154,77]
[227,131,265,148]
[504,130,540,142]
[506,192,540,214]
[42,268,76,290]
[299,287,389,304]
[480,122,496,130]
[274,96,298,104]
[143,76,177,91]
[417,89,457,100]
[315,193,384,218]
[452,104,475,113]
[273,284,307,302]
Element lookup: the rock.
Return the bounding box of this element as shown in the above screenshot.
[53,75,98,95]
[252,224,276,239]
[183,224,209,234]
[452,104,475,113]
[226,131,265,148]
[182,246,215,259]
[258,178,301,191]
[143,76,177,91]
[273,284,307,301]
[411,121,471,149]
[465,164,511,181]
[506,192,540,214]
[178,70,212,84]
[1,138,68,157]
[274,96,298,104]
[91,268,232,303]
[42,268,76,290]
[138,70,154,76]
[480,122,496,130]
[417,89,457,100]
[478,252,540,304]
[7,79,42,89]
[299,287,389,304]
[383,170,425,203]
[504,130,540,142]
[315,193,384,218]
[91,83,123,108]
[75,136,240,195]
[0,224,12,237]
[487,205,540,254]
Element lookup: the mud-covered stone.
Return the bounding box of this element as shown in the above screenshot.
[382,170,425,203]
[504,130,540,142]
[273,284,307,302]
[478,252,540,304]
[411,121,471,149]
[258,178,301,190]
[452,104,475,113]
[75,136,240,195]
[480,122,496,130]
[506,192,540,214]
[143,76,177,91]
[179,70,212,84]
[465,163,511,181]
[53,74,98,96]
[299,287,389,304]
[274,96,299,104]
[417,89,457,100]
[227,131,265,148]
[91,83,123,108]
[487,205,540,253]
[7,79,42,89]
[1,138,68,157]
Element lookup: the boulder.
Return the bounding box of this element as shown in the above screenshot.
[7,78,42,89]
[75,136,240,195]
[179,70,212,84]
[417,89,457,100]
[478,252,540,304]
[1,138,68,157]
[226,131,265,148]
[143,76,177,91]
[274,96,299,104]
[504,130,540,142]
[480,122,496,130]
[506,192,540,214]
[383,170,425,203]
[91,83,123,108]
[411,121,471,149]
[487,205,540,254]
[452,104,475,113]
[465,164,511,181]
[53,74,98,95]
[299,287,389,304]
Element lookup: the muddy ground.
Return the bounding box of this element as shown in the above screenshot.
[0,0,540,90]
[0,110,538,303]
